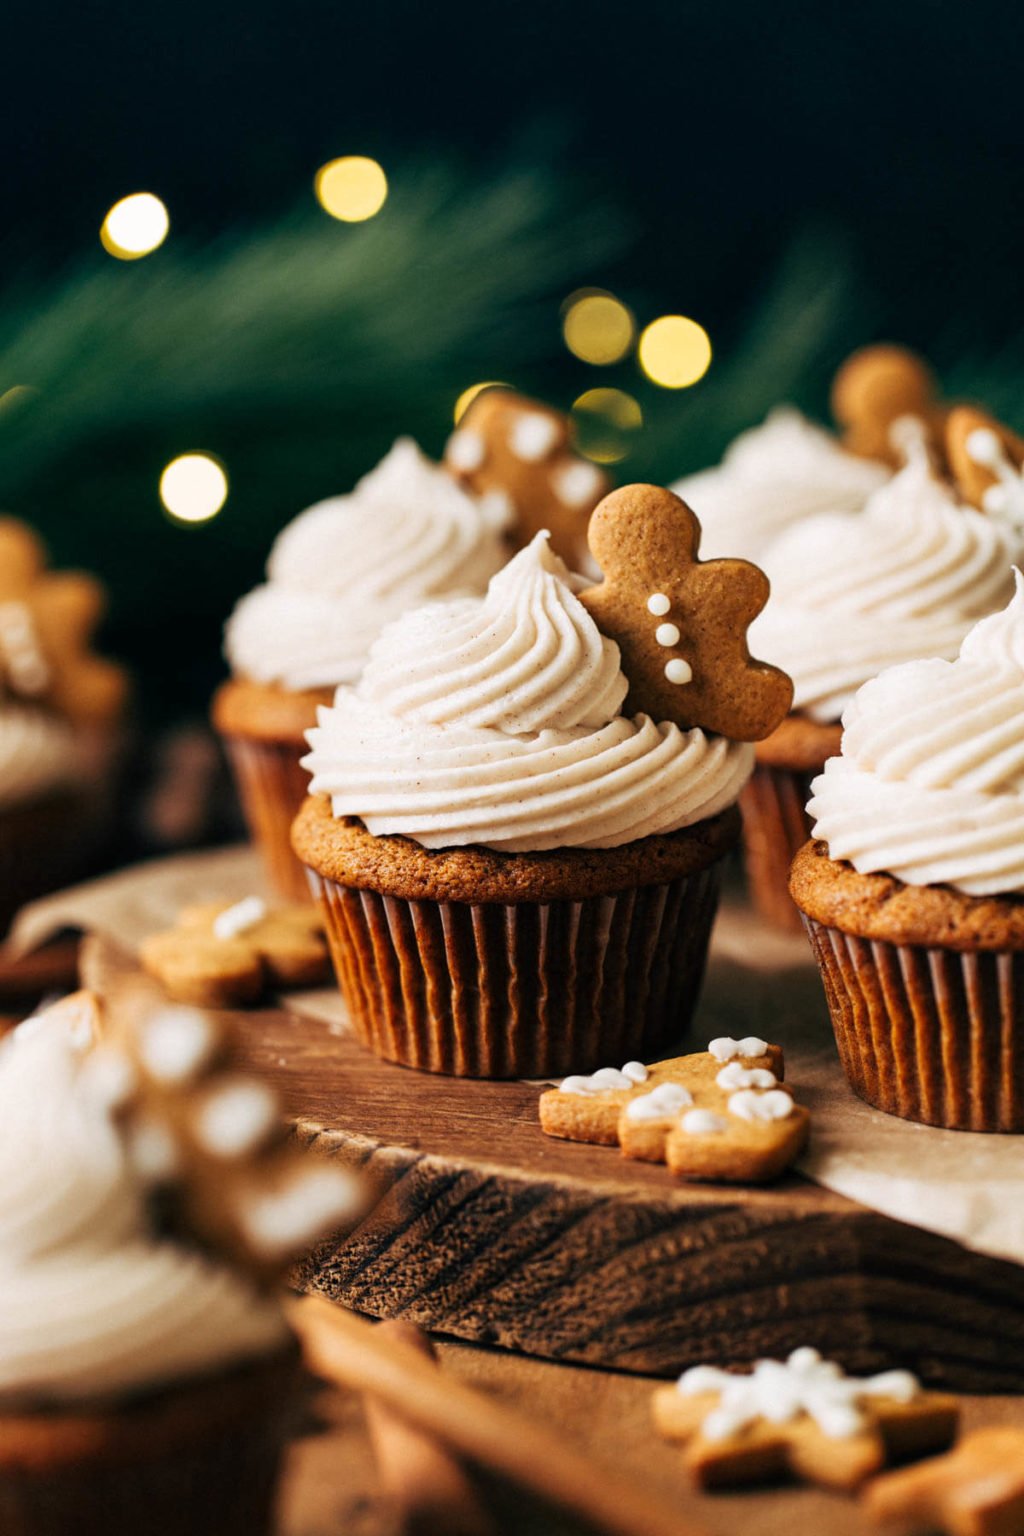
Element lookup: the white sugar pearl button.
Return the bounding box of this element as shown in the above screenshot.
[655,622,681,647]
[665,658,692,685]
[510,413,558,462]
[552,459,603,507]
[966,428,1002,467]
[646,593,671,616]
[446,429,486,472]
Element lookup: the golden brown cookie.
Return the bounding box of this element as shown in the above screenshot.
[577,485,792,740]
[140,896,330,1007]
[831,344,944,468]
[0,518,127,725]
[444,388,609,564]
[539,1038,807,1185]
[864,1426,1024,1533]
[653,1348,959,1492]
[945,405,1024,518]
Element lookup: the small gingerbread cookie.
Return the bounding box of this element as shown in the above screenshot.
[87,992,360,1277]
[540,1038,807,1184]
[654,1347,959,1492]
[864,1426,1024,1534]
[831,344,945,468]
[140,896,330,1007]
[577,485,792,741]
[0,517,127,725]
[945,406,1024,525]
[445,388,609,565]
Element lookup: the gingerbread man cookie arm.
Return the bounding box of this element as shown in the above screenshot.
[946,405,1024,525]
[578,485,792,741]
[831,345,943,468]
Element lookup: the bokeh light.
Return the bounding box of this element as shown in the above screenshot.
[453,381,510,424]
[571,387,643,463]
[100,193,170,260]
[159,454,228,524]
[562,290,635,365]
[0,385,39,415]
[638,315,712,388]
[314,157,389,222]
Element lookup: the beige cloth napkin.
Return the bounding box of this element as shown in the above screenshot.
[11,847,1024,1267]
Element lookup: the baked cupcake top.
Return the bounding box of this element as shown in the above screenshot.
[224,438,509,693]
[807,572,1024,897]
[750,443,1022,723]
[673,408,890,562]
[302,532,757,852]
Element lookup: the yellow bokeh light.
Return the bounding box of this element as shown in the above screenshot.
[453,380,510,424]
[638,315,712,389]
[314,157,388,222]
[0,385,38,414]
[562,290,635,365]
[100,193,170,260]
[159,454,228,524]
[571,387,643,463]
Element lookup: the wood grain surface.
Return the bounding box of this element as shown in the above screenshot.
[81,936,1024,1391]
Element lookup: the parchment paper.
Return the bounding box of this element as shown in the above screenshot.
[10,847,1024,1267]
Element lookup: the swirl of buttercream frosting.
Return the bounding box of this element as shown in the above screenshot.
[302,535,753,852]
[225,438,508,691]
[807,571,1024,896]
[673,408,889,561]
[0,704,79,812]
[750,452,1023,723]
[0,1014,286,1405]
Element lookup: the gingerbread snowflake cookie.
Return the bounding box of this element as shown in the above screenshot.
[654,1347,959,1492]
[945,406,1024,528]
[0,517,127,725]
[864,1427,1024,1534]
[831,344,946,468]
[140,896,330,1007]
[85,994,360,1276]
[445,388,609,564]
[539,1037,808,1184]
[577,484,792,740]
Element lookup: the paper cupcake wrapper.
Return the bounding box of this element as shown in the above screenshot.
[308,863,723,1077]
[220,735,313,903]
[0,1350,297,1536]
[739,764,818,932]
[803,915,1024,1131]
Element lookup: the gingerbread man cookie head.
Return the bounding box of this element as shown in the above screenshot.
[0,516,127,726]
[831,344,942,468]
[945,406,1024,528]
[444,388,610,564]
[578,484,792,741]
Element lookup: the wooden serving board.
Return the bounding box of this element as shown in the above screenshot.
[80,934,1024,1392]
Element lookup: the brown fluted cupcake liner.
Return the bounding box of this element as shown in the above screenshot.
[0,1348,299,1536]
[802,915,1024,1131]
[310,864,722,1077]
[739,763,818,932]
[221,736,313,903]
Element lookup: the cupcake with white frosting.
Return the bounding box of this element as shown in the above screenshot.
[791,574,1024,1131]
[293,531,759,1076]
[673,408,890,563]
[0,992,356,1534]
[737,439,1023,929]
[213,438,509,900]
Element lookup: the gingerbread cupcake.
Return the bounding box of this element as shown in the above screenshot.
[0,519,128,933]
[0,991,357,1534]
[214,438,509,900]
[743,416,1023,930]
[293,484,791,1077]
[792,571,1024,1131]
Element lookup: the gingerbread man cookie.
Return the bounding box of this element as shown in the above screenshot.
[831,344,945,468]
[864,1426,1024,1534]
[0,518,127,725]
[577,485,792,740]
[539,1038,808,1184]
[86,993,360,1276]
[445,388,609,565]
[945,406,1024,527]
[140,896,330,1007]
[653,1347,959,1492]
